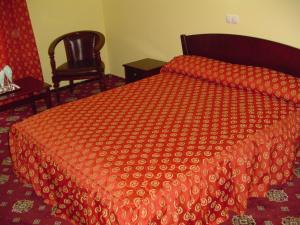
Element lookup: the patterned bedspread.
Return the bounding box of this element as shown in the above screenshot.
[9,56,300,225]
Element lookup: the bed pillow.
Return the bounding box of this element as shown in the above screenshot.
[161,55,300,104]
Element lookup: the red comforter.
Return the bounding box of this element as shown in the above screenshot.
[9,56,300,225]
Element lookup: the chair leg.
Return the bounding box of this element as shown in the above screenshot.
[53,82,60,103]
[69,80,75,93]
[44,87,52,109]
[99,74,106,91]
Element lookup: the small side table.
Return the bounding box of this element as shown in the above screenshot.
[123,58,167,83]
[0,77,52,114]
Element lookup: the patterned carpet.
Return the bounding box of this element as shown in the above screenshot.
[0,76,299,225]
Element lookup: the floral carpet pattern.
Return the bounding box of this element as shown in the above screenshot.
[0,76,299,225]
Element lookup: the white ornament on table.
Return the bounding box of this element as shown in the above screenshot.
[3,65,12,83]
[0,70,4,88]
[0,65,20,95]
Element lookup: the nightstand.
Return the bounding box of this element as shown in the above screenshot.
[0,77,52,114]
[123,58,167,83]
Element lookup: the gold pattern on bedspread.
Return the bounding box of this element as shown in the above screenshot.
[9,72,300,225]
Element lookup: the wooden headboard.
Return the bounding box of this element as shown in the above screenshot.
[181,34,300,78]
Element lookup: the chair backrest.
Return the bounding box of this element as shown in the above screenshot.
[63,31,102,65]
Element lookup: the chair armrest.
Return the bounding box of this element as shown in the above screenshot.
[48,34,68,56]
[48,34,68,73]
[94,32,105,53]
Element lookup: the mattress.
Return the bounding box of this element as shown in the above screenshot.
[9,56,300,225]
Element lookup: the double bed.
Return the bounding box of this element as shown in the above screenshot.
[9,34,300,225]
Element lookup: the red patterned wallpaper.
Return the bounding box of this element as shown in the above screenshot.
[0,0,42,81]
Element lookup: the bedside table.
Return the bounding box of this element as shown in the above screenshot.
[0,77,52,114]
[123,58,167,83]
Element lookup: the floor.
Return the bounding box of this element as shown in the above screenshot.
[0,76,299,225]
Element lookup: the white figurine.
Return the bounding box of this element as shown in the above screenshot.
[0,70,4,88]
[0,65,19,94]
[3,65,12,84]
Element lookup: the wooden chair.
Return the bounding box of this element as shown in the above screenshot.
[48,30,106,102]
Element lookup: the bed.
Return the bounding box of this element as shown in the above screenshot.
[9,34,300,225]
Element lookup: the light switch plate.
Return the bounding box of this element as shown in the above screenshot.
[226,14,239,24]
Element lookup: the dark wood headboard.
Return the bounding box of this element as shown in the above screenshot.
[181,34,300,78]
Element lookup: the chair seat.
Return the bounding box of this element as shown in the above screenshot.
[55,61,104,76]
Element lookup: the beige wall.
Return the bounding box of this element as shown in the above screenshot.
[27,0,300,81]
[27,0,108,85]
[102,0,300,76]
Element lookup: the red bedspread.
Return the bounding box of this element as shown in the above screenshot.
[9,56,300,225]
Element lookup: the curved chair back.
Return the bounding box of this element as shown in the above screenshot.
[63,31,101,65]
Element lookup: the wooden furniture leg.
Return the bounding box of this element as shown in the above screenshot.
[45,88,52,108]
[99,74,106,91]
[53,81,60,103]
[30,98,37,114]
[69,80,74,93]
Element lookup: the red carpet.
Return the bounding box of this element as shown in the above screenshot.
[0,77,299,225]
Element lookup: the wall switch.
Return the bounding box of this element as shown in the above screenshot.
[231,15,239,24]
[226,14,239,24]
[226,15,232,24]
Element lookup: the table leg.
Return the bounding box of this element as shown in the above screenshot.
[45,88,52,108]
[31,100,37,114]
